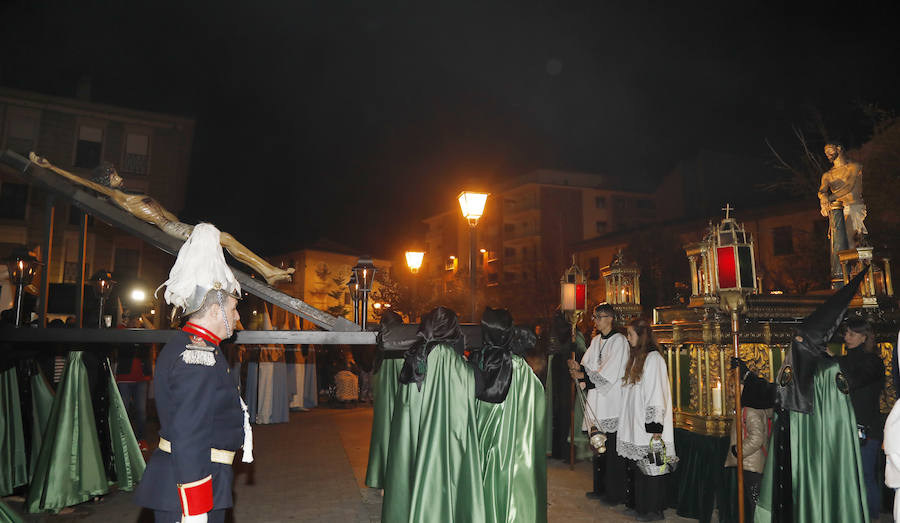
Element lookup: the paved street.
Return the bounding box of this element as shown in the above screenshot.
[3,406,696,522]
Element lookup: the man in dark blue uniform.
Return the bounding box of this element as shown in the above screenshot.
[134,223,252,523]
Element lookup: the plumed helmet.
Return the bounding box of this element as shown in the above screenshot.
[156,223,241,316]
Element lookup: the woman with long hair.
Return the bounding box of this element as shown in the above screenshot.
[836,317,885,518]
[617,318,676,522]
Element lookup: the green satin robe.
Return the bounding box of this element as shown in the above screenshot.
[29,371,55,481]
[755,360,868,523]
[476,355,547,523]
[26,352,145,513]
[365,357,404,488]
[0,500,24,523]
[381,345,485,522]
[0,366,26,496]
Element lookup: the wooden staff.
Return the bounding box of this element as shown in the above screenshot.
[731,310,745,523]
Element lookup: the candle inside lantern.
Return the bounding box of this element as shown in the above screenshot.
[712,380,723,416]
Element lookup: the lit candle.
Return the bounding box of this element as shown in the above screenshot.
[712,381,723,416]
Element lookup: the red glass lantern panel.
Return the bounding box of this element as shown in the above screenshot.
[716,246,737,289]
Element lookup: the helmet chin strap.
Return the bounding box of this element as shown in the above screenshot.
[216,289,232,338]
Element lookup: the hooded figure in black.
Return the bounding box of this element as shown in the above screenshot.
[737,268,870,523]
[472,307,548,523]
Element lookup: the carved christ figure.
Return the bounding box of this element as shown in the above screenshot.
[818,142,867,248]
[30,153,294,285]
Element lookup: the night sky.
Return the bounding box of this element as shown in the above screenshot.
[2,1,898,259]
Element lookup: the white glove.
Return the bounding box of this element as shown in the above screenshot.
[182,513,208,523]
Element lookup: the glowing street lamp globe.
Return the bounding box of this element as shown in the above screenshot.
[405,251,425,274]
[458,191,489,226]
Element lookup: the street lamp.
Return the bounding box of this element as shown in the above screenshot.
[405,251,425,322]
[352,256,377,329]
[6,246,41,327]
[458,191,488,322]
[712,204,758,523]
[90,270,116,328]
[347,272,361,325]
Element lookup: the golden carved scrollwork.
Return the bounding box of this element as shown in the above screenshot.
[880,342,896,414]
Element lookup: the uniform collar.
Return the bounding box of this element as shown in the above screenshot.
[599,329,616,340]
[183,322,222,346]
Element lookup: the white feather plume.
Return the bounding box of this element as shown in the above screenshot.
[156,223,241,311]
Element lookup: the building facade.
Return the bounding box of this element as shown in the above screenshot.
[0,87,195,319]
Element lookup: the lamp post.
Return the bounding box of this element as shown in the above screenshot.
[6,247,41,327]
[560,258,587,469]
[347,273,361,325]
[352,256,377,330]
[405,251,424,322]
[712,204,757,523]
[458,191,488,322]
[89,270,116,328]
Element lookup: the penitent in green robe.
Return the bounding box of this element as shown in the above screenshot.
[381,345,485,522]
[755,360,868,523]
[29,370,55,481]
[365,357,404,488]
[476,355,547,523]
[0,365,27,496]
[26,352,145,513]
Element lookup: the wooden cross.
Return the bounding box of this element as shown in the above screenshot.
[722,203,734,219]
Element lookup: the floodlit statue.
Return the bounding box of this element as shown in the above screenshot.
[818,142,867,248]
[29,153,294,285]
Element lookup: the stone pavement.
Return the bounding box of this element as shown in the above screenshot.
[2,406,700,522]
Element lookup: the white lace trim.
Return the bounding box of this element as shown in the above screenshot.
[645,406,664,425]
[618,439,651,461]
[586,368,611,388]
[594,417,618,433]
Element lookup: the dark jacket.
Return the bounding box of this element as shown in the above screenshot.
[134,330,244,512]
[837,347,885,441]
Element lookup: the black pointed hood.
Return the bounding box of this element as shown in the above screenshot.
[471,307,515,403]
[398,307,465,390]
[776,266,868,413]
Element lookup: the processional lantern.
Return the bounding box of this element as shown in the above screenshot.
[6,246,41,327]
[560,258,587,329]
[601,249,641,321]
[90,270,116,328]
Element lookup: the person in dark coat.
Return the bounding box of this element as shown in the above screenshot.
[134,223,252,523]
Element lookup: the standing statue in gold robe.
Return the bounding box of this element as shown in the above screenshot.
[29,153,294,285]
[818,142,867,248]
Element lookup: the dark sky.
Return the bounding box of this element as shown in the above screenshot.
[2,1,898,259]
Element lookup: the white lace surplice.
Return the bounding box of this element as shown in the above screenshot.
[580,332,629,433]
[616,351,676,461]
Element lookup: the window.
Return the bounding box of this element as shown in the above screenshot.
[595,221,608,234]
[595,196,606,209]
[636,199,656,210]
[503,272,516,282]
[75,125,103,169]
[0,182,28,219]
[114,247,140,279]
[5,113,38,155]
[123,133,150,175]
[504,223,515,233]
[773,226,793,256]
[522,246,529,257]
[589,257,600,280]
[522,272,529,281]
[504,247,516,258]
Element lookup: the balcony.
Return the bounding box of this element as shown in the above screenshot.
[503,223,540,241]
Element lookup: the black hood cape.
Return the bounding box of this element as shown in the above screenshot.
[471,307,538,404]
[775,266,868,414]
[398,307,466,390]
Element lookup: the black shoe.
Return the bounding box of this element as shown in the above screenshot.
[600,497,622,507]
[585,491,602,500]
[635,511,664,522]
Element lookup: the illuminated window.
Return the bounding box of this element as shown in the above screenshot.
[123,133,150,175]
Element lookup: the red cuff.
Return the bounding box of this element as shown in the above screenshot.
[178,475,213,516]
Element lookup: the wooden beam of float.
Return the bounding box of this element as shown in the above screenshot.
[0,149,359,333]
[0,328,376,345]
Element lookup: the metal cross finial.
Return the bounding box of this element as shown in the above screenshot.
[722,203,734,219]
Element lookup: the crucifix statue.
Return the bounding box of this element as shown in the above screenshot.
[30,153,294,285]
